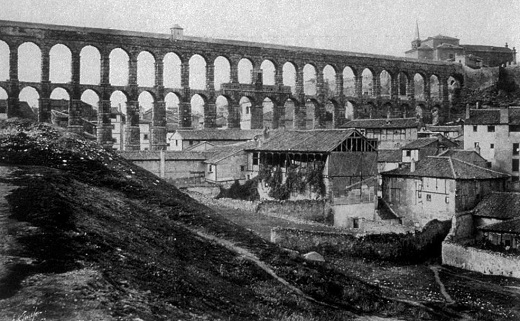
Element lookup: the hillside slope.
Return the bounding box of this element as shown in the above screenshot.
[0,119,452,320]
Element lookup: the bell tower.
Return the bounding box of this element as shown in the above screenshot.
[411,20,421,49]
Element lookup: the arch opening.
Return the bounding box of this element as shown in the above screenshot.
[282,62,296,95]
[343,67,355,96]
[109,48,129,86]
[238,59,253,84]
[214,56,230,90]
[163,52,182,88]
[18,42,41,82]
[137,51,155,87]
[261,60,276,86]
[189,54,206,90]
[303,64,316,96]
[50,44,72,83]
[190,94,205,129]
[80,46,101,85]
[323,65,336,98]
[0,40,9,81]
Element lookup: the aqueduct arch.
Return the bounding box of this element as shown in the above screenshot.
[0,19,462,150]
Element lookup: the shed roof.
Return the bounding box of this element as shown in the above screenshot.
[478,217,520,235]
[341,118,419,129]
[473,192,520,219]
[247,129,365,153]
[382,156,509,180]
[204,141,257,164]
[462,44,513,53]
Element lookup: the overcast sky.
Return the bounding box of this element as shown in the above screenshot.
[1,0,519,57]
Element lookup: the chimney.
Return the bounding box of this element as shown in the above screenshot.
[500,105,509,124]
[475,143,481,155]
[410,158,416,173]
[465,103,470,120]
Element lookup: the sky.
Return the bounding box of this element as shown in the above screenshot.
[1,0,519,57]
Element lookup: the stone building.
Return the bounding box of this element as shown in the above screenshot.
[472,192,520,250]
[381,155,509,227]
[400,136,457,164]
[167,129,263,151]
[463,105,520,183]
[204,142,255,184]
[246,129,378,228]
[406,29,516,67]
[340,117,419,150]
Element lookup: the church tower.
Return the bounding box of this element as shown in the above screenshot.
[411,20,421,49]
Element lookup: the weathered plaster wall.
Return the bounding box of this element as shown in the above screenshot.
[256,200,330,224]
[442,241,520,278]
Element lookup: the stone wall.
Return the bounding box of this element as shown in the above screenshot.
[442,241,520,278]
[445,211,475,243]
[256,200,330,224]
[463,65,499,91]
[272,219,451,262]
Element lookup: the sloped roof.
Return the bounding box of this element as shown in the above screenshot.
[429,34,459,40]
[204,141,257,164]
[247,129,361,152]
[401,138,439,149]
[425,125,461,132]
[436,43,464,49]
[378,149,402,163]
[341,117,419,129]
[465,108,520,125]
[383,156,509,180]
[402,137,457,150]
[174,129,263,141]
[478,217,520,234]
[473,192,520,219]
[462,44,513,53]
[437,149,487,164]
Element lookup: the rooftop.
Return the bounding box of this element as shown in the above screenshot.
[478,217,520,235]
[473,192,520,219]
[246,129,369,153]
[341,118,419,129]
[383,156,509,180]
[465,107,520,125]
[437,149,487,164]
[378,149,402,163]
[204,141,257,164]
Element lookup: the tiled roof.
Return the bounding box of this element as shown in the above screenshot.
[402,138,439,149]
[437,43,463,49]
[478,217,520,234]
[341,118,419,129]
[473,192,520,219]
[382,156,509,180]
[465,107,520,125]
[247,129,360,152]
[425,125,461,132]
[204,141,257,164]
[437,149,487,165]
[462,44,513,53]
[378,149,402,163]
[428,34,459,40]
[175,129,263,141]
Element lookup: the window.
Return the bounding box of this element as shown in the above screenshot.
[405,150,411,157]
[175,140,178,146]
[513,176,520,182]
[510,125,520,132]
[474,142,480,148]
[426,194,432,202]
[352,218,359,229]
[189,140,193,145]
[490,143,494,149]
[514,143,519,156]
[445,196,450,204]
[208,165,213,172]
[252,153,259,165]
[143,134,149,140]
[487,125,495,132]
[240,165,245,172]
[473,125,478,132]
[513,159,519,172]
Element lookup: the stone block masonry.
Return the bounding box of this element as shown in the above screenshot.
[256,200,330,224]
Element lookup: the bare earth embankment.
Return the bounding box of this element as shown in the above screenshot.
[0,119,517,320]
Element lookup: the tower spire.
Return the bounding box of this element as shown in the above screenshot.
[414,20,420,40]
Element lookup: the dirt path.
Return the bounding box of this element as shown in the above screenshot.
[430,265,455,304]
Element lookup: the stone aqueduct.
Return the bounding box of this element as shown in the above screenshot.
[0,20,463,150]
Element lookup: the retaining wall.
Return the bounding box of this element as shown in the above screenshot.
[442,241,520,278]
[272,219,451,262]
[256,200,330,224]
